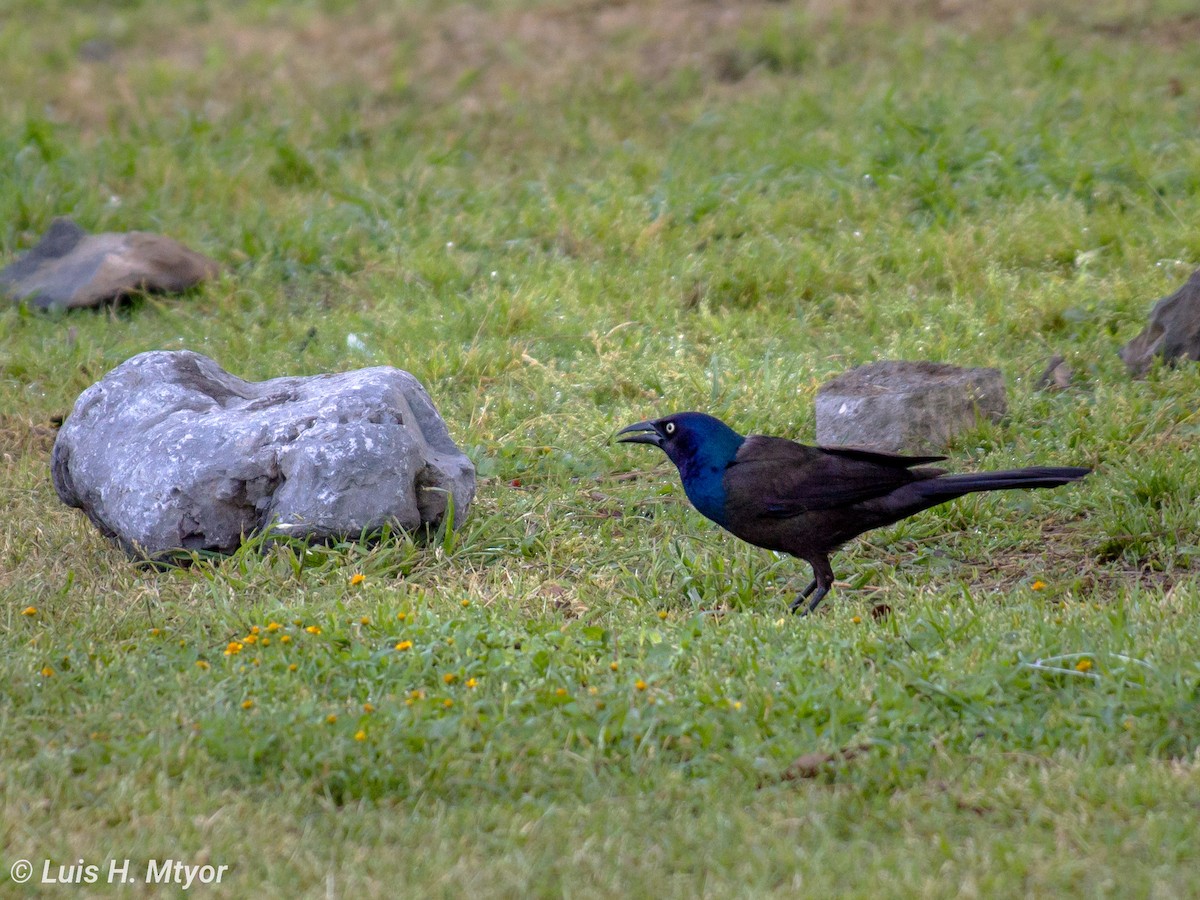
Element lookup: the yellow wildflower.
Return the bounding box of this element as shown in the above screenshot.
[363,702,375,713]
[443,673,457,684]
[460,599,470,608]
[350,573,365,586]
[260,637,270,646]
[851,615,862,624]
[1075,658,1093,672]
[396,612,407,621]
[149,627,161,636]
[1031,580,1047,591]
[555,687,568,697]
[280,635,292,644]
[242,633,258,645]
[359,616,371,625]
[354,730,367,741]
[395,640,413,651]
[609,661,619,671]
[224,641,243,656]
[657,610,668,620]
[466,678,478,689]
[266,622,282,632]
[443,699,454,708]
[241,699,254,710]
[21,606,37,616]
[305,625,321,635]
[249,625,261,635]
[195,660,210,670]
[326,714,338,724]
[40,665,54,677]
[634,679,647,691]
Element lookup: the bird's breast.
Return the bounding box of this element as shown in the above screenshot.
[680,464,729,526]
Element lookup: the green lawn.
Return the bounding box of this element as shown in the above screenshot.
[3,0,1200,896]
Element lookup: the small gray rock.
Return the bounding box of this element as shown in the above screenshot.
[815,360,1007,453]
[1,218,219,311]
[51,351,475,559]
[1120,268,1200,376]
[77,39,116,62]
[1034,354,1073,391]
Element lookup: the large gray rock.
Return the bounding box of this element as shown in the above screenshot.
[1120,268,1200,376]
[1,217,219,311]
[815,360,1007,453]
[51,351,475,559]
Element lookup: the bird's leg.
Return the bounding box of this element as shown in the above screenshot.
[789,579,817,612]
[792,558,835,616]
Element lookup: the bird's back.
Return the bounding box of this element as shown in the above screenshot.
[720,435,946,559]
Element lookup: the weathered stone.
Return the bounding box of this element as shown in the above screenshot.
[815,360,1007,453]
[0,218,219,311]
[1120,268,1200,376]
[51,351,475,559]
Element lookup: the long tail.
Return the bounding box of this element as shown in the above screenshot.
[916,466,1091,500]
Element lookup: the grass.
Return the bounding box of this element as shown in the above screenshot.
[3,0,1200,895]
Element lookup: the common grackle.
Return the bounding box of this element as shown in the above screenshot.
[617,412,1090,615]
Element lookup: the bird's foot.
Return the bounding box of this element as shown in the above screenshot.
[791,585,830,616]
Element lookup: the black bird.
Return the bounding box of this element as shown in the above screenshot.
[617,412,1090,615]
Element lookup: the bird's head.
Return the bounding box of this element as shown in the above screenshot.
[616,412,745,473]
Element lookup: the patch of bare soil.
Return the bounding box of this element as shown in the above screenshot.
[45,0,1191,133]
[962,518,1191,600]
[0,415,58,460]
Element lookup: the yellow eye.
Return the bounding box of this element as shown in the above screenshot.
[664,422,675,435]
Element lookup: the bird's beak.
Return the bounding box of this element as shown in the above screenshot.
[616,420,663,447]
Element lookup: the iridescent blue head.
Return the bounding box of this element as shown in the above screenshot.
[616,412,746,525]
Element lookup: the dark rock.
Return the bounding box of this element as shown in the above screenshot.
[1034,354,1073,391]
[78,39,117,62]
[51,351,475,559]
[1120,269,1200,376]
[780,744,871,782]
[0,218,219,311]
[815,360,1007,453]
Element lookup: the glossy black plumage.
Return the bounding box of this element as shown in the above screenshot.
[618,412,1091,614]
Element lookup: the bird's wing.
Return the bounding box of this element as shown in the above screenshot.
[816,445,947,467]
[725,435,943,516]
